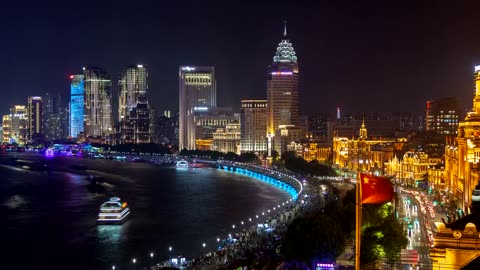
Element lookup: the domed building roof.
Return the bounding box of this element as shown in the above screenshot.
[273,40,297,63]
[273,22,298,63]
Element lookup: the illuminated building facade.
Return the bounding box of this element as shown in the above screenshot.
[44,92,68,141]
[240,100,267,153]
[303,143,331,162]
[27,96,43,143]
[274,125,304,155]
[7,105,28,145]
[69,75,84,139]
[2,115,11,143]
[333,120,395,176]
[212,123,241,154]
[267,23,299,151]
[179,66,216,150]
[384,151,441,186]
[118,65,150,144]
[426,97,460,135]
[84,67,113,144]
[443,66,480,213]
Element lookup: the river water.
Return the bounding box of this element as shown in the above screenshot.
[0,153,290,270]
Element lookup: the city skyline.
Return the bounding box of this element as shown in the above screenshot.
[2,2,480,116]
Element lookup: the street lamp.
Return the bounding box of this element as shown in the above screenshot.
[112,266,115,270]
[169,246,172,260]
[132,258,136,270]
[232,224,235,229]
[202,243,206,248]
[150,252,154,267]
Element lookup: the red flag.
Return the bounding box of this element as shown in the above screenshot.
[360,173,394,204]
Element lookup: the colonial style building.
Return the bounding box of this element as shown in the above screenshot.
[333,120,395,176]
[443,65,480,213]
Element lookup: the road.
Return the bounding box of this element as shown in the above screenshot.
[397,189,434,269]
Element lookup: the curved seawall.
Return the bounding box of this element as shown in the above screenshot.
[218,165,301,199]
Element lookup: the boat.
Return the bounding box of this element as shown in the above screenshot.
[97,197,130,224]
[176,160,189,168]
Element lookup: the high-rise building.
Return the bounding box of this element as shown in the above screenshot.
[118,64,150,144]
[70,75,84,139]
[84,67,113,144]
[426,97,460,136]
[8,105,28,145]
[44,92,68,141]
[240,100,267,153]
[27,96,43,143]
[179,66,216,150]
[2,115,10,143]
[267,23,299,136]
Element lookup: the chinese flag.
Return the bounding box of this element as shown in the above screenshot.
[360,173,394,204]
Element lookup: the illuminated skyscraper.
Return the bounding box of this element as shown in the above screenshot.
[118,64,150,144]
[240,100,267,153]
[179,66,216,150]
[2,115,11,143]
[267,22,299,148]
[83,67,113,143]
[45,92,68,141]
[70,75,84,139]
[27,96,43,143]
[8,105,28,145]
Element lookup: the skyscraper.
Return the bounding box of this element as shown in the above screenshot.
[240,100,267,153]
[83,67,113,143]
[70,75,84,139]
[45,92,68,141]
[267,22,299,151]
[118,65,150,144]
[27,96,43,143]
[179,66,216,150]
[8,105,28,145]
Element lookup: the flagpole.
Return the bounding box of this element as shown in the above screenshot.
[355,173,362,270]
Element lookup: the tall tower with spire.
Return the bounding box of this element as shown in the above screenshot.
[267,21,299,143]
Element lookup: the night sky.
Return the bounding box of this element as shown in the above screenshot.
[1,1,480,117]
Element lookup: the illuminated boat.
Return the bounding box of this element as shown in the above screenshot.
[176,160,189,168]
[97,197,130,224]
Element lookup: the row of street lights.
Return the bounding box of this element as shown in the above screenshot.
[112,246,173,270]
[110,197,295,270]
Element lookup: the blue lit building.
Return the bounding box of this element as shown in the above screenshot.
[70,75,84,138]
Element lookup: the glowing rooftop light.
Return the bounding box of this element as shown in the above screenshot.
[181,66,195,71]
[137,64,143,68]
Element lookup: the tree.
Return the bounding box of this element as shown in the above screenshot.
[282,214,346,265]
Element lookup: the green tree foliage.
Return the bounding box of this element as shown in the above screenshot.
[280,151,337,176]
[360,203,408,265]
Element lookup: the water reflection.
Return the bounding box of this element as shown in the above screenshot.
[97,224,124,243]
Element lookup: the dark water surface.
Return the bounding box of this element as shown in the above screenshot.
[0,153,290,270]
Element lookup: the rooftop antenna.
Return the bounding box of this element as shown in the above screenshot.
[283,21,287,37]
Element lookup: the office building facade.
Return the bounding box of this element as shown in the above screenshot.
[426,97,460,136]
[240,100,267,153]
[70,75,84,139]
[27,96,43,143]
[118,65,150,144]
[179,66,216,150]
[84,67,113,143]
